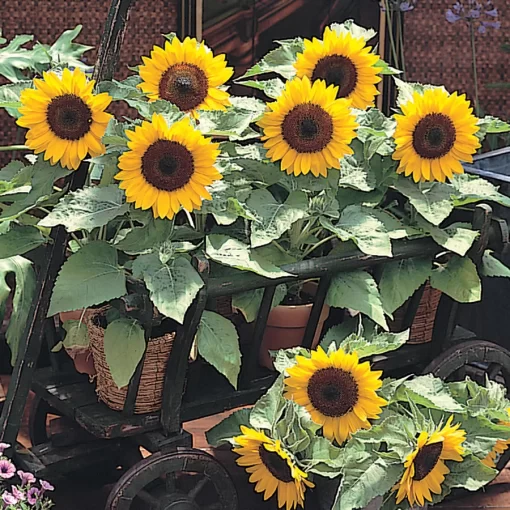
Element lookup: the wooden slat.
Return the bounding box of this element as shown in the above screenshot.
[301,276,330,349]
[160,256,209,436]
[207,238,439,298]
[240,285,276,388]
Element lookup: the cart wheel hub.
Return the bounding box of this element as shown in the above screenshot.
[163,494,200,510]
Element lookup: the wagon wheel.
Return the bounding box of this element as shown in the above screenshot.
[28,396,63,445]
[106,448,239,510]
[423,340,510,471]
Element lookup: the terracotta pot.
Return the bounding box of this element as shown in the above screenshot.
[58,309,96,376]
[258,284,330,370]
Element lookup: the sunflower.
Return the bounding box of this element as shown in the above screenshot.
[284,346,387,444]
[17,68,112,170]
[294,27,381,110]
[482,408,510,468]
[258,76,358,178]
[233,426,314,510]
[138,37,233,115]
[395,416,466,507]
[393,88,480,183]
[115,113,221,219]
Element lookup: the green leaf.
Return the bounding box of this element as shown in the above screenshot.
[481,250,510,278]
[247,189,308,248]
[46,26,93,71]
[395,374,464,412]
[334,457,403,510]
[326,270,388,329]
[206,408,251,447]
[369,209,421,240]
[430,255,481,303]
[394,177,454,225]
[379,258,432,314]
[115,214,176,255]
[0,256,36,365]
[338,154,377,191]
[198,96,266,140]
[0,224,45,258]
[443,455,496,494]
[476,115,510,140]
[196,311,241,388]
[0,81,31,117]
[0,160,71,221]
[339,330,409,358]
[232,284,287,323]
[374,59,401,75]
[330,20,377,41]
[238,38,303,80]
[451,173,510,208]
[236,78,285,99]
[321,205,392,257]
[48,241,127,316]
[250,376,286,431]
[417,218,478,256]
[103,318,146,388]
[0,33,40,82]
[394,78,443,108]
[206,234,293,279]
[38,185,129,232]
[132,254,203,324]
[61,319,90,350]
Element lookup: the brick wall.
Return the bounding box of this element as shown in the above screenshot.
[404,0,510,119]
[0,0,180,151]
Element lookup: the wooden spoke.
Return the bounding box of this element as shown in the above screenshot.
[188,475,209,500]
[136,489,160,507]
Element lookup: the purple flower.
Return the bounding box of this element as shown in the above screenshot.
[0,459,16,479]
[12,486,25,501]
[446,8,461,22]
[40,480,54,492]
[2,491,18,506]
[0,443,10,455]
[485,7,498,15]
[27,487,40,505]
[400,1,415,11]
[17,470,36,486]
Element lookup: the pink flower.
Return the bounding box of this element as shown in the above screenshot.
[0,459,16,479]
[0,443,10,455]
[2,491,18,506]
[17,470,36,486]
[40,480,54,492]
[27,487,40,505]
[12,486,25,501]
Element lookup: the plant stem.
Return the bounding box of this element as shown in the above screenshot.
[383,1,400,71]
[302,234,336,258]
[469,21,481,117]
[397,9,406,80]
[70,233,83,248]
[271,240,289,257]
[0,145,28,152]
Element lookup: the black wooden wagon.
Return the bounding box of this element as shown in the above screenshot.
[2,2,510,509]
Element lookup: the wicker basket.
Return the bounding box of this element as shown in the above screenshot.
[87,309,175,414]
[390,283,442,344]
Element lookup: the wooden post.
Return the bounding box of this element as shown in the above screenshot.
[0,0,136,449]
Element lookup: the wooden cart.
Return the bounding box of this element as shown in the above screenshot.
[2,2,510,509]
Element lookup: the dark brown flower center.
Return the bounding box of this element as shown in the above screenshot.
[312,55,358,99]
[141,139,194,191]
[46,94,92,140]
[258,445,294,483]
[307,367,359,417]
[412,113,457,159]
[413,442,443,481]
[282,103,333,153]
[158,63,209,112]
